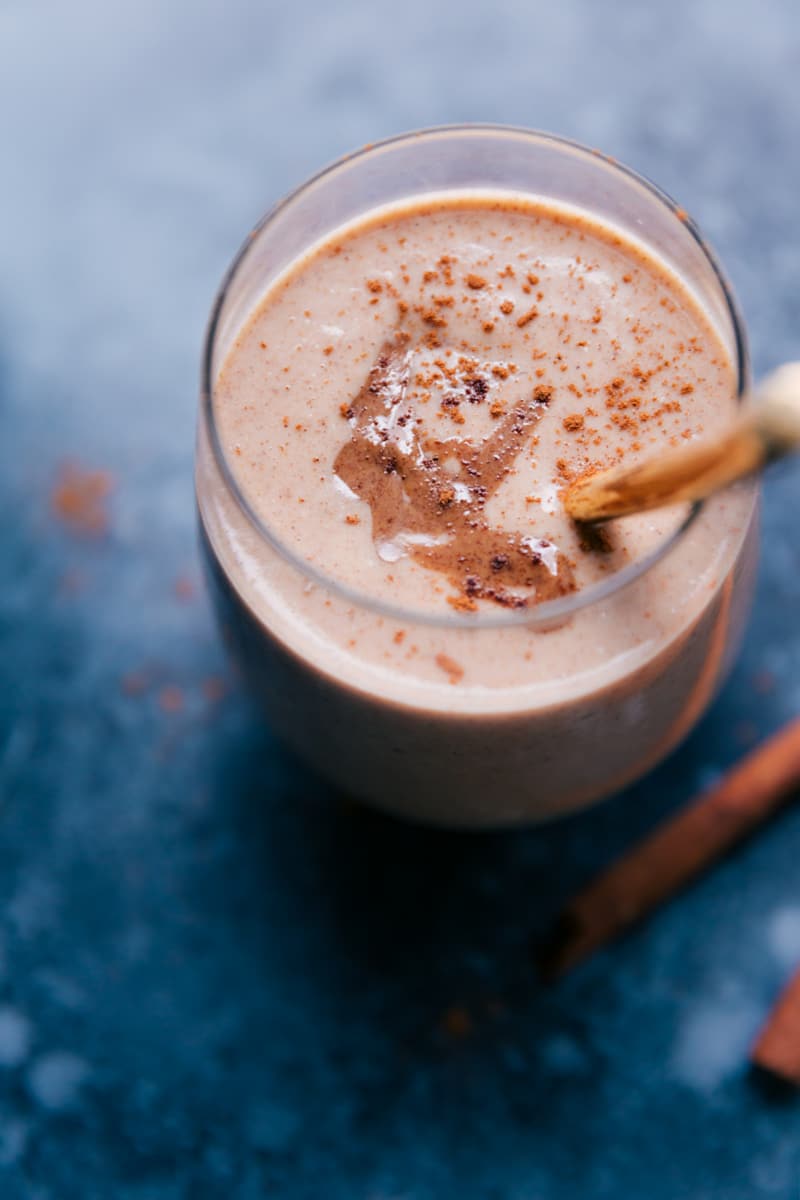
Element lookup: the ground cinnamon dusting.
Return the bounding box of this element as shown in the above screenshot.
[435,652,464,683]
[174,575,196,602]
[121,670,149,697]
[51,463,114,536]
[440,1006,473,1037]
[158,686,184,714]
[516,306,538,328]
[447,594,478,613]
[202,677,227,703]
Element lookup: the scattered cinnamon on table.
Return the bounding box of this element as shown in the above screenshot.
[538,716,800,981]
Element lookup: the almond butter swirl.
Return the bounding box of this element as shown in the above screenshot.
[334,332,576,610]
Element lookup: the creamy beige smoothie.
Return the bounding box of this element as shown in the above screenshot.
[197,136,757,825]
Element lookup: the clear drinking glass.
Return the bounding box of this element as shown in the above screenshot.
[196,126,758,827]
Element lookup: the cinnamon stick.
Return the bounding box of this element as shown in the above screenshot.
[563,361,800,522]
[539,717,800,980]
[751,967,800,1086]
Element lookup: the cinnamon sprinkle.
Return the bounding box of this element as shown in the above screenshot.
[121,670,149,697]
[174,575,196,602]
[51,463,114,537]
[440,1006,473,1037]
[158,685,184,714]
[447,594,478,614]
[202,677,227,704]
[435,652,465,682]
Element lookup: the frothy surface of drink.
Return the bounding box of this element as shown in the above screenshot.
[215,194,736,620]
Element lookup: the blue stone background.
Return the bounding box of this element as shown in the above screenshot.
[2,0,800,1194]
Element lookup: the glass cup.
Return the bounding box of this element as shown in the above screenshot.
[196,126,758,827]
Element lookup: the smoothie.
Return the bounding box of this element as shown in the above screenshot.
[197,138,757,825]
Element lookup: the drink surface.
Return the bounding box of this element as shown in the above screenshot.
[207,192,753,707]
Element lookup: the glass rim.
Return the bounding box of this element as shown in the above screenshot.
[200,123,751,631]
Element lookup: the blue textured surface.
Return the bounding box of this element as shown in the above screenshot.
[3,1,800,1195]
